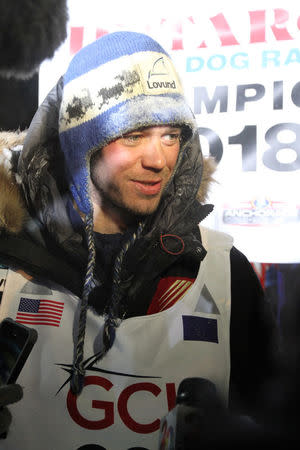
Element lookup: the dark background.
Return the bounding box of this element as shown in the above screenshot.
[0,75,38,131]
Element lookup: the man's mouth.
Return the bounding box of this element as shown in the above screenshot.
[132,180,162,195]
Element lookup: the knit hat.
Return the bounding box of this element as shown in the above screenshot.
[59,30,196,216]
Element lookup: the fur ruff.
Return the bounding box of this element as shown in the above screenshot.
[0,131,216,234]
[0,131,27,233]
[196,156,216,203]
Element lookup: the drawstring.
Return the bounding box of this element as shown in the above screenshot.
[90,221,145,367]
[109,221,145,318]
[70,219,144,395]
[70,213,96,395]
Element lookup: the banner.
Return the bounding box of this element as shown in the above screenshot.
[39,0,300,263]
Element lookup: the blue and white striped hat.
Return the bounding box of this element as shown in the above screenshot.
[59,31,196,215]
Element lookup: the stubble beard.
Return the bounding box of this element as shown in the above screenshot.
[91,177,161,221]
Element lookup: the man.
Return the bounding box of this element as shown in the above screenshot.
[0,31,278,449]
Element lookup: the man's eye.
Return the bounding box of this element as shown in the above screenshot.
[122,134,142,144]
[162,133,181,144]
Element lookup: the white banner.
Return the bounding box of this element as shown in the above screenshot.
[39,0,300,263]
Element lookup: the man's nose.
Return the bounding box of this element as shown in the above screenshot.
[141,137,166,170]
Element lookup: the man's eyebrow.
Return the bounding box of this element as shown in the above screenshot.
[122,126,182,135]
[167,127,182,132]
[162,125,181,130]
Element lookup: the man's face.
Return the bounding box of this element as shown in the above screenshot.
[90,125,181,217]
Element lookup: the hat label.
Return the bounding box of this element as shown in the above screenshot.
[147,80,177,89]
[140,56,179,93]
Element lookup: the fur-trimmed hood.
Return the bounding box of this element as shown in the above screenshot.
[0,130,216,236]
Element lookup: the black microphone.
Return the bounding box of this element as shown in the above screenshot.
[158,378,228,450]
[158,378,271,450]
[0,0,68,79]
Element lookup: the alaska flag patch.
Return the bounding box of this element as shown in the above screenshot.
[182,316,218,343]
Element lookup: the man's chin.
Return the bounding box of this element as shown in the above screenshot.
[122,199,161,218]
[125,205,158,218]
[98,189,162,220]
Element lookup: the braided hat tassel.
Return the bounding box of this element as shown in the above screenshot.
[71,213,95,394]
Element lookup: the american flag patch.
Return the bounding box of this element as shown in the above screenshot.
[147,277,195,314]
[16,297,64,327]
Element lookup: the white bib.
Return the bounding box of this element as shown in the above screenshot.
[0,226,232,450]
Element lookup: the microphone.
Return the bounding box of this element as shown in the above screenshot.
[158,378,227,450]
[158,378,266,449]
[0,0,68,79]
